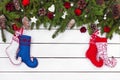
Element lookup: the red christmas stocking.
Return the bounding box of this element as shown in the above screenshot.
[86,31,103,67]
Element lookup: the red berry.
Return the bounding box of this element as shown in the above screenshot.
[80,27,87,33]
[64,2,71,9]
[22,0,30,7]
[12,24,20,31]
[47,12,54,19]
[74,8,82,16]
[104,26,111,33]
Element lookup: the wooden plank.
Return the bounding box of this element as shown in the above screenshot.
[0,30,120,43]
[0,73,120,80]
[0,44,119,57]
[0,58,119,71]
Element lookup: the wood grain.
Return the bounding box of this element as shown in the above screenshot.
[0,29,120,79]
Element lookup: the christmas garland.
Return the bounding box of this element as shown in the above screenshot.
[0,0,120,42]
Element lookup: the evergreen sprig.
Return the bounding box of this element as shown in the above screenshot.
[0,0,120,42]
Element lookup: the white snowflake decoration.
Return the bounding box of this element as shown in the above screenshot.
[31,16,37,23]
[95,19,99,24]
[61,11,68,19]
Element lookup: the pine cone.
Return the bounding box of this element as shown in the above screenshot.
[96,0,104,5]
[38,8,47,16]
[67,19,75,29]
[77,0,87,10]
[13,0,20,10]
[22,16,30,29]
[112,4,120,19]
[90,24,97,32]
[0,15,6,29]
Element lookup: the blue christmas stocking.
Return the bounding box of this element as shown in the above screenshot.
[17,35,38,68]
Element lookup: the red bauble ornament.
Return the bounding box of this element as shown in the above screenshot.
[64,2,71,9]
[12,24,20,31]
[6,2,15,11]
[22,0,30,7]
[104,26,111,33]
[74,8,82,16]
[47,12,54,19]
[80,27,87,33]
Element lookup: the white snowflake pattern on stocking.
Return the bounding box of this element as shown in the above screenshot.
[96,42,117,68]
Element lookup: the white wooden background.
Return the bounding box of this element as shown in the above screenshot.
[0,27,120,80]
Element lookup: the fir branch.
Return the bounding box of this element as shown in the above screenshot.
[0,0,120,40]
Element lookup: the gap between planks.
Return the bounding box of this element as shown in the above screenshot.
[0,57,120,59]
[0,43,120,44]
[0,71,120,73]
